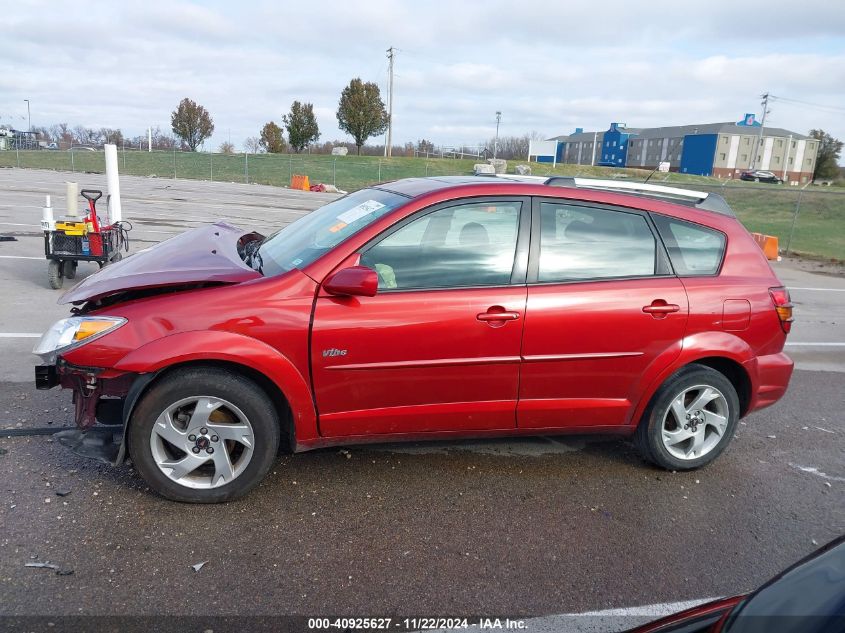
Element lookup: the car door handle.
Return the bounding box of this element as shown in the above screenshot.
[476,310,520,322]
[642,301,680,315]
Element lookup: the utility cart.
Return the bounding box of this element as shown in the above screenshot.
[43,189,130,289]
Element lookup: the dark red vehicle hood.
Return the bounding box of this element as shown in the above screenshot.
[60,222,262,305]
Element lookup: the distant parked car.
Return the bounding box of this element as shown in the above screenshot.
[45,142,59,150]
[740,170,782,184]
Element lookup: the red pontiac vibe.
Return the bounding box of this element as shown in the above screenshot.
[34,176,794,502]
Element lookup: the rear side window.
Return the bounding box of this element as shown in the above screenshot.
[653,216,726,275]
[536,203,657,282]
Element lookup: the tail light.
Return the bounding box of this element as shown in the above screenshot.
[769,287,793,333]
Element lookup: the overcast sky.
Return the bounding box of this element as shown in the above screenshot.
[3,0,844,152]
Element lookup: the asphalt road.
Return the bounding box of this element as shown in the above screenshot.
[0,168,843,627]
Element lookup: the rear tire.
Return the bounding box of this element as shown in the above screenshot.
[47,260,63,289]
[635,364,739,470]
[128,367,280,503]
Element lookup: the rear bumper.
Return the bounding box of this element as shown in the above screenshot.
[746,352,794,414]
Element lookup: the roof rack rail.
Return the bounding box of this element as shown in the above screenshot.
[544,176,735,216]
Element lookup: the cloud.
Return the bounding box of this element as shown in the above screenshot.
[0,0,843,152]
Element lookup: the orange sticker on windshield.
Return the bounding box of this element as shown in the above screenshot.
[329,222,348,233]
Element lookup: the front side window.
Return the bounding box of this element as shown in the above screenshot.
[536,203,657,282]
[361,201,521,290]
[653,215,726,275]
[257,188,407,276]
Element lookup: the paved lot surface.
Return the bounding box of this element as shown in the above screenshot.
[0,168,843,624]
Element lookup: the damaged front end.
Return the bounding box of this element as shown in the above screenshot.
[35,359,153,464]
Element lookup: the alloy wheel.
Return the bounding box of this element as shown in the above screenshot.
[660,384,730,461]
[149,396,255,489]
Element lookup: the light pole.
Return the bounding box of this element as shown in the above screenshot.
[24,99,31,132]
[493,111,501,160]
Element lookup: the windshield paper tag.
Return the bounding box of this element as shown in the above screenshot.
[336,200,386,225]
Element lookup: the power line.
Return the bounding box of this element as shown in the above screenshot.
[769,95,845,114]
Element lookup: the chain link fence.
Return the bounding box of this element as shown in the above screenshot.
[0,148,474,192]
[2,149,842,261]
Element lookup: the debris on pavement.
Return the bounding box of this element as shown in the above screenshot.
[25,561,73,576]
[55,490,71,497]
[191,561,208,572]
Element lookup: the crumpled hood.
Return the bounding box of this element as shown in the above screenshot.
[60,222,262,305]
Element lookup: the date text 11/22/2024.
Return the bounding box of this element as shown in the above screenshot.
[307,617,527,630]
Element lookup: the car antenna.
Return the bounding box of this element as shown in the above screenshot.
[643,164,661,184]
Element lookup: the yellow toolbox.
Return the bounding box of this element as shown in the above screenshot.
[55,221,87,236]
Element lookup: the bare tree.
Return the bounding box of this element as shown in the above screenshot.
[244,137,262,154]
[218,141,235,155]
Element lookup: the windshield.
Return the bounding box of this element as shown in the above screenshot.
[255,188,407,276]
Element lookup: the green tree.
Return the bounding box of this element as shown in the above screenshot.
[336,78,389,155]
[259,121,286,153]
[283,101,320,153]
[809,129,843,180]
[170,98,214,151]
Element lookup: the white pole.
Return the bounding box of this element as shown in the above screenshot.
[66,181,79,217]
[104,144,122,223]
[592,132,597,166]
[41,195,55,231]
[148,127,152,152]
[386,47,395,158]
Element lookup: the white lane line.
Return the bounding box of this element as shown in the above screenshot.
[789,463,845,483]
[785,342,845,347]
[561,597,718,617]
[790,287,845,292]
[508,598,720,632]
[0,255,44,260]
[0,333,41,338]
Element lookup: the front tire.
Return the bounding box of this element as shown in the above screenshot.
[128,367,280,502]
[635,364,739,470]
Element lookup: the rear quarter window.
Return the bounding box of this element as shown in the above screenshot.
[653,215,726,276]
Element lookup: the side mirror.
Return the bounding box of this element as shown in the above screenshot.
[323,266,378,297]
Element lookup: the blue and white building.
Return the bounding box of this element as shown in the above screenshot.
[540,115,819,184]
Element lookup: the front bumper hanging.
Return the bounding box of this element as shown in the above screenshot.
[34,361,154,465]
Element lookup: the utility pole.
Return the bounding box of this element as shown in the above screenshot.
[493,111,501,160]
[783,133,792,182]
[385,46,395,158]
[24,99,31,132]
[750,92,769,170]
